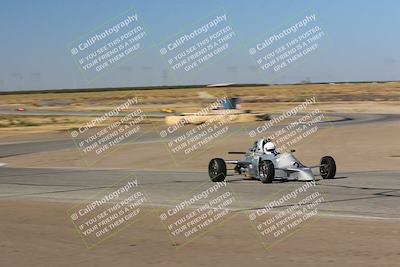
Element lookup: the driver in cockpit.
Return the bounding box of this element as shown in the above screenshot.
[263,140,278,156]
[254,138,278,156]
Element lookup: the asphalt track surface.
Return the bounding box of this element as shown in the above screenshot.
[1,113,399,220]
[0,112,398,158]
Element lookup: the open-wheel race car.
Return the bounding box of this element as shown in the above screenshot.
[208,138,336,183]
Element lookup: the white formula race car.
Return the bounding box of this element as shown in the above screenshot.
[208,139,336,183]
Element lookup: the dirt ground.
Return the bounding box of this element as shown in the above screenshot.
[0,200,399,267]
[1,82,400,110]
[3,121,400,173]
[1,84,400,266]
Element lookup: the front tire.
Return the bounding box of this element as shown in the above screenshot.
[259,160,275,184]
[208,158,227,182]
[320,156,336,179]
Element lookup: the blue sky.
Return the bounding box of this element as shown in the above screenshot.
[0,0,399,91]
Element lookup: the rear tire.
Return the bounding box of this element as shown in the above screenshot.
[320,156,336,179]
[259,160,275,184]
[208,158,227,182]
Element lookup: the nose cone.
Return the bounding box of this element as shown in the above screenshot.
[297,168,317,181]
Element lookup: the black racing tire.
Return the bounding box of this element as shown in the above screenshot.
[320,156,336,179]
[259,160,275,184]
[208,158,227,182]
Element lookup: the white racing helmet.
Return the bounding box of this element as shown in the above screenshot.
[263,142,276,154]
